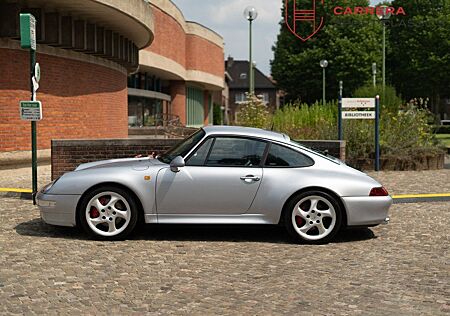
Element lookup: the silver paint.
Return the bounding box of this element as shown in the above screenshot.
[38,126,392,229]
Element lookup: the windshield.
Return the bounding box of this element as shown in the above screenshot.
[158,129,206,164]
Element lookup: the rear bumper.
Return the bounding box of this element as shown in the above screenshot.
[37,192,80,227]
[342,196,393,226]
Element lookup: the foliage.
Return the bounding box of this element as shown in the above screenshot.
[272,101,338,140]
[213,103,223,125]
[389,0,450,105]
[271,0,383,103]
[353,84,403,113]
[237,84,441,163]
[380,99,438,155]
[236,94,270,129]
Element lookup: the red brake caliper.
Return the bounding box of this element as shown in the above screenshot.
[295,216,304,227]
[90,206,100,218]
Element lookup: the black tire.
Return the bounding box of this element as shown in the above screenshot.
[284,190,342,244]
[78,186,139,240]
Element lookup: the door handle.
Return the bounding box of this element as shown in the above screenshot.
[240,175,260,182]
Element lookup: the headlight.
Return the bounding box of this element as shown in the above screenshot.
[40,176,61,194]
[40,181,55,193]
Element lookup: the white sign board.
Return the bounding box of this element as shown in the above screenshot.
[20,101,42,121]
[342,111,375,120]
[342,98,375,108]
[30,16,36,51]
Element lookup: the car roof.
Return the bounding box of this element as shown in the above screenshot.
[202,126,290,143]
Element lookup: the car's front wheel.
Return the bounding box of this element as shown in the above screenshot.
[79,186,138,240]
[284,191,342,244]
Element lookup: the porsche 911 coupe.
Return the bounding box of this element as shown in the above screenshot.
[37,126,392,243]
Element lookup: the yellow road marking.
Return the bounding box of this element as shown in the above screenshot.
[392,193,450,199]
[0,188,449,199]
[0,188,32,193]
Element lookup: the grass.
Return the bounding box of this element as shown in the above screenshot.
[436,134,450,147]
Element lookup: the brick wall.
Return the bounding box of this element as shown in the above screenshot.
[146,6,224,79]
[51,138,345,180]
[0,48,128,152]
[147,6,186,68]
[51,138,180,179]
[186,34,224,78]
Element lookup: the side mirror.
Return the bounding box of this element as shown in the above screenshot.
[170,156,185,173]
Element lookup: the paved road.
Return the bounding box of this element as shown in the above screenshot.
[0,167,449,314]
[0,198,449,315]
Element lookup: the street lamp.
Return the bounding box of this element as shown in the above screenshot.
[320,59,328,106]
[244,6,258,95]
[377,6,392,92]
[372,62,377,88]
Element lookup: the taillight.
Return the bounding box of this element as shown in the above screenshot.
[370,187,389,196]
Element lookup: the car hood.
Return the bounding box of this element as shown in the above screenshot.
[75,157,166,172]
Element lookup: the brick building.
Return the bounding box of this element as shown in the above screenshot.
[0,0,224,152]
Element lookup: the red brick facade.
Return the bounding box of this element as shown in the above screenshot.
[186,34,224,78]
[147,7,224,77]
[147,7,186,68]
[0,48,127,151]
[1,2,224,152]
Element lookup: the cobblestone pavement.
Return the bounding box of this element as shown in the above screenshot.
[0,164,51,189]
[0,198,449,315]
[367,170,450,195]
[0,167,449,314]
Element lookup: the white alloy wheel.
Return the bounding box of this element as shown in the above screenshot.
[85,191,131,237]
[291,195,337,241]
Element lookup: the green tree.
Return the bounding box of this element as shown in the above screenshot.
[389,0,450,114]
[271,0,384,103]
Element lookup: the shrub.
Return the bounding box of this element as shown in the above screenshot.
[236,94,270,129]
[213,103,223,125]
[272,101,338,140]
[353,84,403,114]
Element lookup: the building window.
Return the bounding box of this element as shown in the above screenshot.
[128,97,163,127]
[259,92,269,104]
[235,92,246,103]
[240,73,247,80]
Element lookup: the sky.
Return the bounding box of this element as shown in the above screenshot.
[172,0,387,76]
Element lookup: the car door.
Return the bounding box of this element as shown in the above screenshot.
[156,136,267,215]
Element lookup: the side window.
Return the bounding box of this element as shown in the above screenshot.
[265,143,314,168]
[186,138,213,166]
[205,137,267,167]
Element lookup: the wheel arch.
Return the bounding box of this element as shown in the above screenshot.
[75,182,145,227]
[278,186,348,227]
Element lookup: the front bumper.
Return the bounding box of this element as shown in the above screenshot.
[36,192,80,227]
[342,196,393,226]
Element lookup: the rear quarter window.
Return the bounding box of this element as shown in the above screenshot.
[265,143,314,168]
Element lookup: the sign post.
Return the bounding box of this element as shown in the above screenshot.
[375,95,380,171]
[340,97,380,171]
[20,13,40,204]
[338,81,343,140]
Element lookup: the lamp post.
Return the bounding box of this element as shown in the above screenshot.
[244,6,258,95]
[377,6,391,92]
[372,62,377,88]
[320,60,328,106]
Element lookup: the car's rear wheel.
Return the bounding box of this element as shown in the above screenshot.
[284,191,342,244]
[79,186,138,240]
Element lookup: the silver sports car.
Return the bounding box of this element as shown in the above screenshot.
[37,126,392,243]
